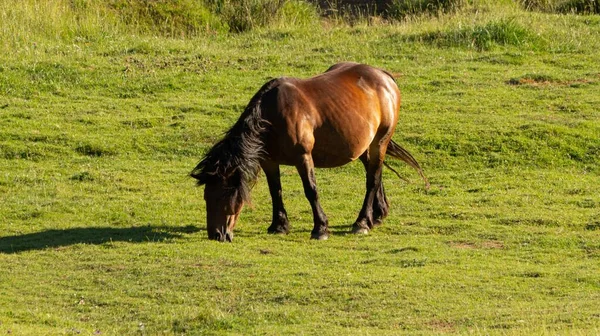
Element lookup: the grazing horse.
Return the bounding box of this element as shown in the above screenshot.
[191,62,428,242]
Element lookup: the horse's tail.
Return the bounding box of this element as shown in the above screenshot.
[385,140,430,189]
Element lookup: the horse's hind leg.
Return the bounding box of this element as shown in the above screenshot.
[261,160,290,234]
[296,153,330,240]
[353,148,386,234]
[359,155,389,226]
[374,183,389,226]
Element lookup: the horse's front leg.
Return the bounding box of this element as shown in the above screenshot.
[261,160,290,234]
[296,154,330,240]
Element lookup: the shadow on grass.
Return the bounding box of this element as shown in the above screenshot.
[0,225,201,253]
[331,224,354,236]
[258,224,355,237]
[272,224,370,237]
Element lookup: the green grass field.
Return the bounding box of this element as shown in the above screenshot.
[1,1,599,334]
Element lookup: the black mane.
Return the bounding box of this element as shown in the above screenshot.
[191,78,280,203]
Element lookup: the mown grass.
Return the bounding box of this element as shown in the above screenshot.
[1,1,599,335]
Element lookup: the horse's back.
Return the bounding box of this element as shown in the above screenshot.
[262,63,400,168]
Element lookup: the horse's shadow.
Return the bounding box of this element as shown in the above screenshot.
[0,225,201,254]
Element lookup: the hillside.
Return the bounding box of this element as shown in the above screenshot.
[1,1,599,334]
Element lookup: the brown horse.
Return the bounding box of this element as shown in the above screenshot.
[191,62,428,242]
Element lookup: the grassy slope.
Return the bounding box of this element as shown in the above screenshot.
[1,3,599,335]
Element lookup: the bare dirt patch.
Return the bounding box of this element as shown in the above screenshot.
[428,319,456,333]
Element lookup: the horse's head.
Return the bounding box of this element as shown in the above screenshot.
[192,102,266,242]
[202,174,245,242]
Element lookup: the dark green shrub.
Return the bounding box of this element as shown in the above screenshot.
[387,0,465,19]
[519,0,600,14]
[557,0,600,13]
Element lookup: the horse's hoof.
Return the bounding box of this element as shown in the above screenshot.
[352,224,370,235]
[310,231,329,240]
[267,224,290,235]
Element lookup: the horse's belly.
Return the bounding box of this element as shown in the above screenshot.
[310,131,371,168]
[311,150,356,168]
[264,131,368,168]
